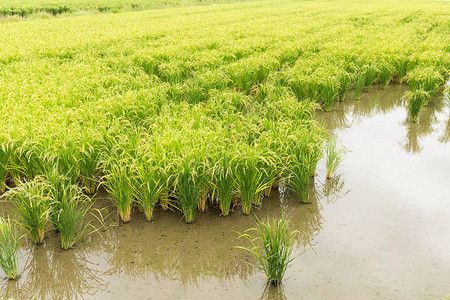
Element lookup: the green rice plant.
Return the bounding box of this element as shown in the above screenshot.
[44,165,73,229]
[211,154,235,216]
[0,147,8,194]
[379,62,395,89]
[286,134,324,203]
[404,89,430,123]
[0,217,21,280]
[337,71,351,101]
[353,73,365,100]
[103,162,134,223]
[6,176,51,244]
[78,140,101,195]
[234,152,268,215]
[52,184,94,250]
[132,160,164,222]
[286,161,311,203]
[236,215,300,285]
[175,158,200,224]
[319,79,340,111]
[362,64,380,92]
[406,66,444,96]
[326,138,346,179]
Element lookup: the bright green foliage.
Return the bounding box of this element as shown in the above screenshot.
[0,0,239,17]
[211,152,236,216]
[326,138,346,179]
[0,217,21,280]
[286,133,324,203]
[103,162,134,223]
[175,158,200,224]
[0,147,8,194]
[0,0,448,223]
[405,89,430,123]
[379,62,395,89]
[234,150,268,215]
[132,159,164,222]
[52,184,93,250]
[44,165,72,229]
[407,66,445,96]
[236,215,299,285]
[6,177,51,245]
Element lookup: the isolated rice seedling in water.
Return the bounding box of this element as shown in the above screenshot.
[6,177,51,245]
[0,217,21,280]
[404,89,430,123]
[236,215,300,285]
[326,138,346,179]
[104,163,134,223]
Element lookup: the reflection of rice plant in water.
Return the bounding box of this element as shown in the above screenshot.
[326,138,346,179]
[0,217,21,280]
[236,215,300,285]
[6,177,51,245]
[52,184,94,250]
[404,89,430,123]
[103,162,134,223]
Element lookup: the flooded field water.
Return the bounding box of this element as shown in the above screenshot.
[1,84,450,299]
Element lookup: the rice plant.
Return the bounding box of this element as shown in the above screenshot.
[0,147,8,194]
[326,138,346,179]
[52,184,94,250]
[78,141,101,194]
[133,160,164,222]
[407,66,445,95]
[103,162,134,223]
[236,215,300,285]
[6,176,51,245]
[44,165,72,229]
[234,152,267,215]
[379,62,395,89]
[286,161,311,203]
[404,89,430,123]
[175,158,200,224]
[211,155,235,216]
[0,217,21,280]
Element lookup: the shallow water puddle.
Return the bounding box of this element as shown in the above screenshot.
[1,84,449,299]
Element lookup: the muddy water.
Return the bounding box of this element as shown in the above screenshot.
[1,84,450,300]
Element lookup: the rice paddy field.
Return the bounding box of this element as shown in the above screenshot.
[0,0,449,298]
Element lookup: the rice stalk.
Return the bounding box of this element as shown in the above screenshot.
[6,176,51,245]
[0,217,21,280]
[326,138,346,179]
[236,215,300,285]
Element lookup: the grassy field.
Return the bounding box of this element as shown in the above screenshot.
[0,0,246,17]
[0,0,449,227]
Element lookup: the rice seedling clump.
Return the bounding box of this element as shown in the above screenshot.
[236,215,300,285]
[0,217,21,280]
